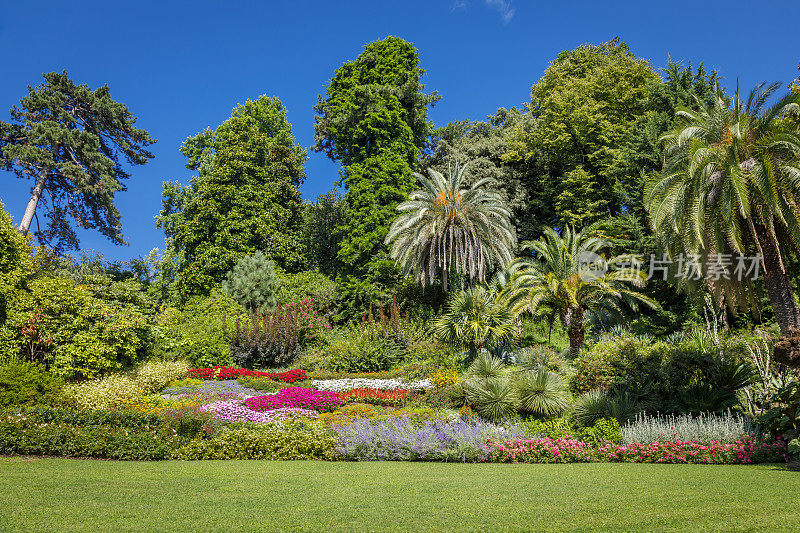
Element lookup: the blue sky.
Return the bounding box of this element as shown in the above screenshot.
[1,0,798,262]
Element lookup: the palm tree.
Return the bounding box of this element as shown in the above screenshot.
[435,285,516,363]
[645,83,800,336]
[506,226,656,357]
[385,162,515,290]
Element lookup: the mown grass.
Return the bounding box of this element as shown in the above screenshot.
[0,459,797,532]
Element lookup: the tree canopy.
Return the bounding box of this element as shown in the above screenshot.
[158,95,306,301]
[0,71,155,253]
[313,36,439,282]
[506,38,658,228]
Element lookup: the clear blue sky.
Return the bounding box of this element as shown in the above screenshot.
[1,0,798,262]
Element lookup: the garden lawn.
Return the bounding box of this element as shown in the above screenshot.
[0,459,797,532]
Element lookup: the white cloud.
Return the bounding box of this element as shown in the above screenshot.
[485,0,515,23]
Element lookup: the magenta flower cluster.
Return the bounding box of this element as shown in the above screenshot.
[201,399,318,423]
[484,435,789,464]
[244,387,343,413]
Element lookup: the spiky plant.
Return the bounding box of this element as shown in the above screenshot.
[466,352,508,379]
[516,368,570,418]
[435,285,516,363]
[645,83,800,335]
[571,389,612,427]
[385,162,515,290]
[506,226,656,357]
[463,377,519,423]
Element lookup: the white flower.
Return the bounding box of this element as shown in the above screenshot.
[310,378,434,392]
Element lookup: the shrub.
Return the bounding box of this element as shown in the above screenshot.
[1,276,149,380]
[622,411,754,445]
[63,374,143,410]
[1,405,212,440]
[276,269,336,313]
[187,366,306,382]
[151,290,246,368]
[319,325,409,373]
[135,359,190,393]
[173,421,338,460]
[757,378,800,456]
[230,300,330,369]
[334,417,523,462]
[0,418,180,460]
[222,251,279,312]
[0,361,64,407]
[244,388,343,412]
[0,406,162,429]
[573,337,665,395]
[521,417,623,446]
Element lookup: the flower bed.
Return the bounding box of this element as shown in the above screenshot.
[244,387,343,413]
[188,367,306,383]
[335,416,522,462]
[339,388,412,406]
[162,380,255,397]
[201,400,318,424]
[484,435,790,464]
[312,378,433,393]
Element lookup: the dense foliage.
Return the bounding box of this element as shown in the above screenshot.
[0,71,155,252]
[158,96,306,300]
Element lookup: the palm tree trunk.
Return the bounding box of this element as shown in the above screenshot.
[753,223,800,335]
[563,307,585,358]
[17,170,47,236]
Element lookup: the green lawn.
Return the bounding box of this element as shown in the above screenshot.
[0,459,797,532]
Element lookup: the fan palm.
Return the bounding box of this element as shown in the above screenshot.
[435,285,516,364]
[645,83,800,335]
[385,162,515,290]
[506,226,656,357]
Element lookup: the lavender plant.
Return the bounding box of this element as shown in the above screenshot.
[334,416,523,462]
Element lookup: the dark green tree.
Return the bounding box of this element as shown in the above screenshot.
[300,188,347,278]
[0,71,155,253]
[222,251,279,312]
[313,36,439,285]
[158,95,306,300]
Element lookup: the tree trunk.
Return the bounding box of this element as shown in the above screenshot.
[563,306,585,358]
[17,171,47,236]
[753,223,800,335]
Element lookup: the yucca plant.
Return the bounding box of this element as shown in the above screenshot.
[385,162,515,290]
[463,377,519,423]
[516,368,570,418]
[506,226,657,357]
[645,83,800,336]
[466,352,508,379]
[571,389,612,427]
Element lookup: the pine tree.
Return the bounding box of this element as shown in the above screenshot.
[0,71,155,253]
[221,251,279,312]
